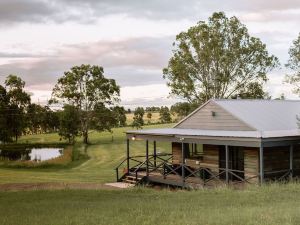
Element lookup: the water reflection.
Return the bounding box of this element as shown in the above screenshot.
[0,147,63,161]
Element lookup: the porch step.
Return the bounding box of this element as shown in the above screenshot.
[126,176,142,180]
[122,174,144,185]
[122,179,138,184]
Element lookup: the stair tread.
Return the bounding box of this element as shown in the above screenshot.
[126,176,142,180]
[122,179,138,184]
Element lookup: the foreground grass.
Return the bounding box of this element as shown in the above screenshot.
[1,183,300,225]
[0,124,173,184]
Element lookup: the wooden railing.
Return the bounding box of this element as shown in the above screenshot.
[116,155,295,186]
[115,153,172,182]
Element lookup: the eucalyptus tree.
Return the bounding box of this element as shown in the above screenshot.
[285,33,300,94]
[171,102,193,119]
[163,12,279,104]
[27,103,45,134]
[59,104,80,144]
[146,112,152,124]
[112,106,126,127]
[132,107,145,129]
[159,106,172,124]
[0,85,12,143]
[51,64,120,144]
[5,75,30,142]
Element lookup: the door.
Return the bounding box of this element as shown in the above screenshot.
[219,146,244,180]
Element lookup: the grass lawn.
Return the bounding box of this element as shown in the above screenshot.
[1,184,300,225]
[2,124,300,225]
[0,124,173,184]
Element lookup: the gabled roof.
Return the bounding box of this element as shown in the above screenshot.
[127,99,300,140]
[214,99,300,131]
[175,99,300,132]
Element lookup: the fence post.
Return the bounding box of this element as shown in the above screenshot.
[225,145,229,184]
[154,141,157,168]
[126,139,130,173]
[290,145,294,180]
[181,138,185,187]
[259,144,264,185]
[146,140,149,177]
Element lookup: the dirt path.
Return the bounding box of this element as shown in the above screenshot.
[0,182,121,191]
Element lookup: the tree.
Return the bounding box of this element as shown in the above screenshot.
[5,75,31,142]
[159,107,172,123]
[274,93,285,100]
[132,107,145,129]
[51,64,120,144]
[42,106,60,133]
[27,103,45,134]
[231,82,270,99]
[171,102,192,119]
[112,106,126,127]
[0,85,12,143]
[285,33,300,94]
[90,103,116,132]
[163,12,279,104]
[146,112,152,124]
[59,105,80,144]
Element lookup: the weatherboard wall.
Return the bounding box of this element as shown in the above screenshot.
[244,147,259,183]
[175,101,255,131]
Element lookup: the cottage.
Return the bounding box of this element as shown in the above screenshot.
[116,99,300,188]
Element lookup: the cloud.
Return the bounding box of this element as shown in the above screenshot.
[0,0,55,24]
[0,52,42,58]
[0,37,173,89]
[1,0,299,26]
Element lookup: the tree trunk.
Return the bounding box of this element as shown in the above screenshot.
[83,131,88,144]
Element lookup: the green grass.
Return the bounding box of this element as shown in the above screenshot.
[0,124,173,184]
[1,183,300,225]
[2,124,300,225]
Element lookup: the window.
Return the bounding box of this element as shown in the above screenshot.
[188,143,203,159]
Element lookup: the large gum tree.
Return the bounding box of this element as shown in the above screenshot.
[285,33,300,94]
[163,12,279,104]
[51,64,120,144]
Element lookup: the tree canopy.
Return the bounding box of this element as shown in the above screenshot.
[163,12,279,104]
[59,104,80,144]
[171,102,194,119]
[285,33,300,95]
[51,64,120,144]
[159,107,172,123]
[4,75,31,142]
[132,107,145,129]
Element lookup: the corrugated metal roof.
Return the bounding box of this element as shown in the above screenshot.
[127,99,300,139]
[214,99,300,131]
[127,128,300,138]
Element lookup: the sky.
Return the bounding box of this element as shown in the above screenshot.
[0,0,299,109]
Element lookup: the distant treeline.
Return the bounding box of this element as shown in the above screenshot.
[0,74,194,144]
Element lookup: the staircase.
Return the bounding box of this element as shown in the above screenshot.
[122,174,144,186]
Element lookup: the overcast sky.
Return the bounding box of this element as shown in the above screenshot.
[0,0,299,108]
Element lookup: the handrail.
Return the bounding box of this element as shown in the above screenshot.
[115,158,127,170]
[115,153,173,181]
[133,156,155,181]
[133,155,155,173]
[264,169,290,175]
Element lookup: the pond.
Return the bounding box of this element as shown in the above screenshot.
[0,147,64,162]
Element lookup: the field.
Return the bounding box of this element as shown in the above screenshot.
[1,184,300,225]
[0,124,172,184]
[126,112,178,124]
[1,124,300,225]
